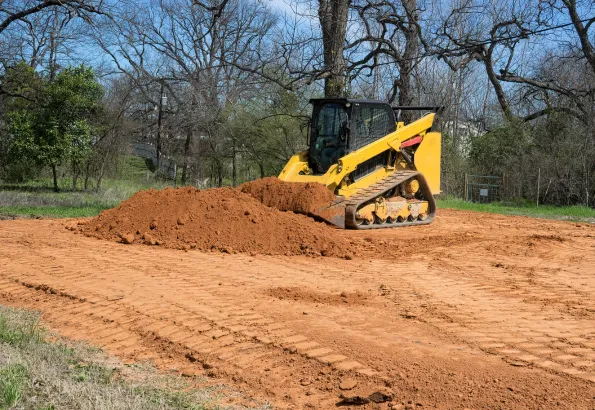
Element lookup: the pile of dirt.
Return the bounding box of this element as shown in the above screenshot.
[239,177,336,215]
[77,186,354,258]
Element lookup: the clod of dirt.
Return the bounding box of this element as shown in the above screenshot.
[119,233,135,244]
[239,177,336,215]
[507,360,528,367]
[339,378,358,390]
[142,232,157,246]
[269,287,371,306]
[368,391,393,403]
[337,395,370,405]
[78,186,354,258]
[338,390,393,405]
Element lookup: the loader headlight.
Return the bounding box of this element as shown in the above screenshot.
[337,160,343,173]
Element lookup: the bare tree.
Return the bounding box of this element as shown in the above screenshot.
[343,0,428,121]
[437,0,595,126]
[94,0,276,186]
[0,0,107,35]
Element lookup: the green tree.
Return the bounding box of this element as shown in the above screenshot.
[469,119,532,175]
[5,65,103,191]
[43,66,103,189]
[1,63,45,181]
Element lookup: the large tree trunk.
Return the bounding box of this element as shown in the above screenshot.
[217,161,223,187]
[84,160,91,191]
[397,0,419,122]
[484,50,513,121]
[318,0,351,97]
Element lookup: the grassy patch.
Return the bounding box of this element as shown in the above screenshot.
[0,305,269,410]
[0,312,42,345]
[0,205,107,218]
[0,157,180,218]
[0,155,183,219]
[0,364,28,408]
[437,197,595,222]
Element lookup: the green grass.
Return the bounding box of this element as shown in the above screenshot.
[0,313,43,346]
[0,364,28,408]
[0,205,107,218]
[0,156,178,218]
[437,197,595,221]
[120,156,157,180]
[0,305,269,410]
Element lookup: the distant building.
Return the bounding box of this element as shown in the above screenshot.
[441,120,484,156]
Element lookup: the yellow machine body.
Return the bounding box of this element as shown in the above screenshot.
[278,100,442,229]
[279,114,441,196]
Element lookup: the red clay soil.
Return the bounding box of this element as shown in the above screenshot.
[238,177,336,215]
[77,186,354,258]
[4,212,595,409]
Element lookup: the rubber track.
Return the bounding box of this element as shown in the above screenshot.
[342,169,437,230]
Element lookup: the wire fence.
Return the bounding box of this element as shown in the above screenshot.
[464,174,503,203]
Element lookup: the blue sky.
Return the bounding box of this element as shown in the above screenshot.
[266,0,311,17]
[268,0,293,13]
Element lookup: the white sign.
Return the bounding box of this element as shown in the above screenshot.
[480,188,489,197]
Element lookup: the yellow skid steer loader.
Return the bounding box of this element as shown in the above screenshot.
[278,99,442,229]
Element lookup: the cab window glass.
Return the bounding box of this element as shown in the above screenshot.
[315,104,348,146]
[310,104,348,174]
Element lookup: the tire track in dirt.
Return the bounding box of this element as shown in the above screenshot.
[1,216,595,409]
[397,265,595,382]
[337,226,595,384]
[0,224,390,409]
[265,216,595,386]
[427,234,595,313]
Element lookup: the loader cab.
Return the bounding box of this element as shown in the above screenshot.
[308,98,396,174]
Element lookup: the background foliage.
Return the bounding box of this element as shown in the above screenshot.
[0,0,594,207]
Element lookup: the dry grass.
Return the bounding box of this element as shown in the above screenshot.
[0,305,271,410]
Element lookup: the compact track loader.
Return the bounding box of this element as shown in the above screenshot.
[278,98,442,229]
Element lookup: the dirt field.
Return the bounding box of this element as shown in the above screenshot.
[1,209,595,409]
